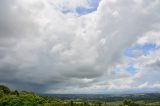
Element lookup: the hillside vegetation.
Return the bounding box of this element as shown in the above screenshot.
[0,85,160,106]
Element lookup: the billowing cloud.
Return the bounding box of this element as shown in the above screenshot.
[0,0,160,93]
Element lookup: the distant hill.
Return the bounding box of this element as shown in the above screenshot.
[41,93,160,102]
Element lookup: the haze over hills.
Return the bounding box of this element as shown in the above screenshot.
[41,93,160,102]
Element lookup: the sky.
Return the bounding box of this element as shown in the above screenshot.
[0,0,160,94]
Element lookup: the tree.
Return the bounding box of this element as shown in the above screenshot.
[0,85,11,94]
[98,102,102,106]
[123,99,131,105]
[0,90,4,98]
[15,90,19,96]
[71,101,74,106]
[123,99,139,106]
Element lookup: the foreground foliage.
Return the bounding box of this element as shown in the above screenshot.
[0,85,160,106]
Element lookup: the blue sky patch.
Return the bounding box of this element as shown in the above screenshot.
[76,0,100,15]
[113,63,136,75]
[76,6,97,15]
[126,64,137,74]
[124,43,157,58]
[62,0,100,15]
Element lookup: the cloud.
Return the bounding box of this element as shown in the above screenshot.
[137,31,160,46]
[107,43,160,93]
[0,0,160,93]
